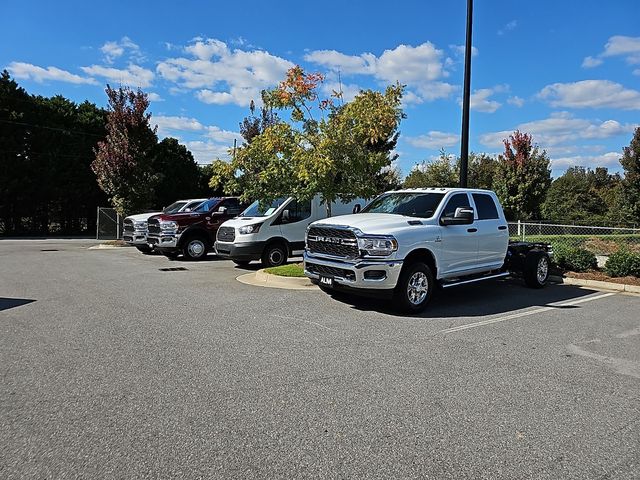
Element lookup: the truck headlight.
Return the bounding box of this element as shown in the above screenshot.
[160,221,178,233]
[239,223,262,235]
[357,236,398,256]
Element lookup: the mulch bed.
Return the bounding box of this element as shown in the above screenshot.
[565,270,640,286]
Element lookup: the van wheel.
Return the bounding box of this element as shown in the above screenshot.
[524,251,550,288]
[182,235,209,261]
[262,243,287,267]
[394,262,435,314]
[135,245,153,254]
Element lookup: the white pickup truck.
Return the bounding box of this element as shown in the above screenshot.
[304,188,551,312]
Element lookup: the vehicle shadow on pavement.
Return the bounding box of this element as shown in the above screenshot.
[166,253,227,262]
[0,297,36,312]
[328,280,599,318]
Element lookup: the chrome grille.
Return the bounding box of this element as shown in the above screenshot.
[307,226,359,258]
[306,262,356,281]
[123,218,134,234]
[217,226,235,242]
[147,218,161,235]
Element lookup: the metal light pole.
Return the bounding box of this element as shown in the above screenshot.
[459,0,473,188]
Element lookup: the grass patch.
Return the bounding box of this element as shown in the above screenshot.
[264,263,305,277]
[102,240,129,247]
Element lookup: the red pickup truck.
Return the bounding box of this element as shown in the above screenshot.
[147,197,246,260]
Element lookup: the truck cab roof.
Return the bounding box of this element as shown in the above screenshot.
[385,187,496,195]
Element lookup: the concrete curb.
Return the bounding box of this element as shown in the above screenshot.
[551,275,640,294]
[236,269,319,291]
[88,244,133,250]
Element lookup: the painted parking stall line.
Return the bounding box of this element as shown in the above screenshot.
[440,292,616,334]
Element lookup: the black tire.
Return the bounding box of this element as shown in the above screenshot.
[182,235,210,261]
[135,245,153,254]
[524,250,550,288]
[394,262,435,314]
[233,260,251,267]
[261,242,287,268]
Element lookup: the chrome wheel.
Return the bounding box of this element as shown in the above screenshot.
[187,239,205,258]
[407,271,429,305]
[268,249,284,266]
[537,256,549,283]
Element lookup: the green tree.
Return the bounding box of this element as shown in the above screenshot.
[620,127,640,224]
[151,137,202,207]
[92,85,158,215]
[541,167,608,223]
[211,66,405,215]
[403,151,458,188]
[466,153,497,190]
[493,131,551,220]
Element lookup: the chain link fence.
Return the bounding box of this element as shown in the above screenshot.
[96,207,123,240]
[508,221,640,255]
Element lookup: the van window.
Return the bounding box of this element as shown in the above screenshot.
[284,199,312,223]
[472,194,499,220]
[240,198,287,217]
[442,194,471,218]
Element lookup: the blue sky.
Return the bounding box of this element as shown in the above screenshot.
[2,0,639,176]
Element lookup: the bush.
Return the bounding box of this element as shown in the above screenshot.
[552,244,598,272]
[605,248,640,277]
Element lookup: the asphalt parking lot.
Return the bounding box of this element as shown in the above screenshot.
[1,239,639,479]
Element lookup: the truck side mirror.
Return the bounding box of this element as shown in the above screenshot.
[352,204,362,214]
[440,207,474,225]
[213,206,228,215]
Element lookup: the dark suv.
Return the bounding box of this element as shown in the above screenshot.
[147,197,246,260]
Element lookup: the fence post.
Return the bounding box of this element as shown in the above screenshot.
[116,213,120,240]
[96,207,99,240]
[517,219,521,237]
[522,222,526,241]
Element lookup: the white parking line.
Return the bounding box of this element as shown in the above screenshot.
[440,292,616,334]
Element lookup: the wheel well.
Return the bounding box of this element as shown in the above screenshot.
[178,227,210,247]
[403,248,438,277]
[264,237,289,253]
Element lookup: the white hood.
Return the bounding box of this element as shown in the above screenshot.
[124,212,161,222]
[313,213,434,236]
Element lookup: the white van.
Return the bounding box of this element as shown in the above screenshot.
[214,195,366,267]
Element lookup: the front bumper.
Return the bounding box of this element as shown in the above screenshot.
[303,251,403,290]
[215,241,265,261]
[147,233,179,250]
[123,231,149,246]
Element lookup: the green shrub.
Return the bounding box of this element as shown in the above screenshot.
[552,244,597,272]
[604,248,640,278]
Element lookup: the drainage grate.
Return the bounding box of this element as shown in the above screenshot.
[159,267,188,272]
[41,249,59,252]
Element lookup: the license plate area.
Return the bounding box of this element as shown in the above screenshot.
[319,275,334,288]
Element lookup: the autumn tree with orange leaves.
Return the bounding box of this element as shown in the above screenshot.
[493,130,551,220]
[211,66,404,215]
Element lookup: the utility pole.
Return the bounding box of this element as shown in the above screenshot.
[459,0,473,188]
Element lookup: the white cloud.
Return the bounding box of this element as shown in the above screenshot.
[602,35,640,64]
[635,69,640,76]
[581,36,640,70]
[305,43,456,103]
[81,64,154,88]
[467,88,501,113]
[581,56,603,68]
[538,80,640,110]
[7,62,97,85]
[147,92,164,102]
[157,38,294,107]
[479,112,637,148]
[153,115,242,145]
[498,20,517,36]
[406,131,459,149]
[449,44,479,58]
[185,140,233,164]
[100,36,143,64]
[552,152,621,169]
[507,96,524,107]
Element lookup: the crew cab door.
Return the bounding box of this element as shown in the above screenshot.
[438,193,479,276]
[472,193,509,268]
[274,198,312,255]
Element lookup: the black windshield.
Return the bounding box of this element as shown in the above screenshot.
[163,201,187,213]
[361,193,445,218]
[239,198,288,217]
[194,198,221,212]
